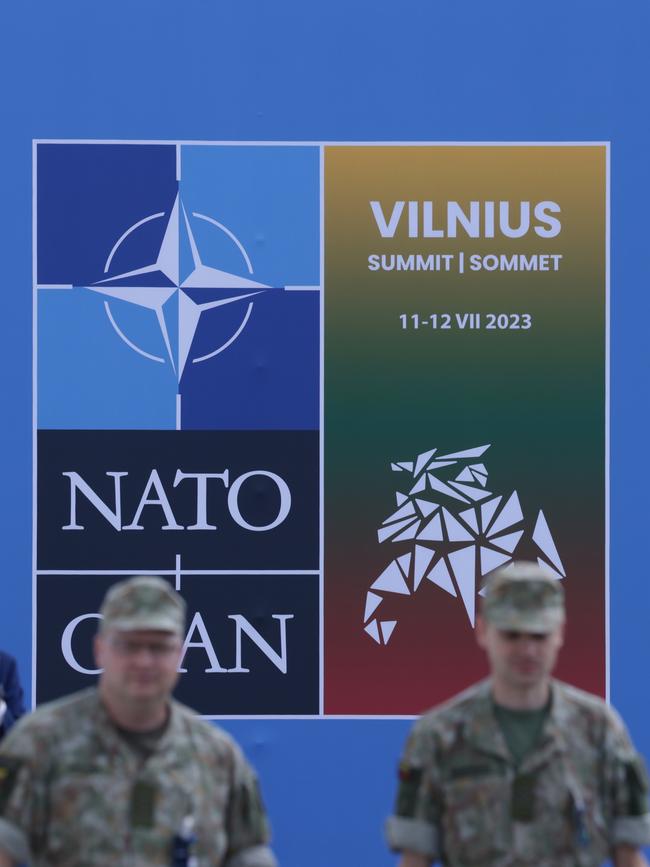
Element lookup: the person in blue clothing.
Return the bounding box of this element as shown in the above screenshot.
[0,651,25,739]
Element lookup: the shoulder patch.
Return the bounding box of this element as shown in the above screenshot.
[625,758,650,816]
[395,764,423,817]
[399,762,422,783]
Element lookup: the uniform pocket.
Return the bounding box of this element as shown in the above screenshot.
[441,775,509,864]
[46,765,126,864]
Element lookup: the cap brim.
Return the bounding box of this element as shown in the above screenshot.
[103,616,183,635]
[486,609,565,633]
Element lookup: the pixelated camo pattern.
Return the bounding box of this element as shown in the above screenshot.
[0,689,271,866]
[389,678,650,866]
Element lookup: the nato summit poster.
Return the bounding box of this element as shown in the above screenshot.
[33,142,606,716]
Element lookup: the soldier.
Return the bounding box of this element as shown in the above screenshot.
[386,561,650,867]
[0,576,277,867]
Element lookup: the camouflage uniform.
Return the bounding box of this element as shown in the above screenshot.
[0,688,274,867]
[387,677,650,866]
[0,576,277,867]
[387,564,650,866]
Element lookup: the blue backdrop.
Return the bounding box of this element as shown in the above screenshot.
[2,2,649,864]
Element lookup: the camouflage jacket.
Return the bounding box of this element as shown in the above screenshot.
[386,678,650,866]
[0,688,277,867]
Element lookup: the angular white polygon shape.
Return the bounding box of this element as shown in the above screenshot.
[371,561,410,595]
[415,499,438,517]
[456,467,475,482]
[364,592,383,622]
[157,194,181,285]
[471,471,488,488]
[397,553,412,577]
[481,496,502,533]
[427,558,457,596]
[427,474,470,503]
[442,509,475,542]
[537,557,563,579]
[409,475,427,495]
[438,444,490,460]
[417,512,444,541]
[391,463,402,472]
[488,491,523,537]
[459,507,480,534]
[480,547,512,575]
[413,545,435,590]
[364,620,381,643]
[393,523,420,542]
[378,517,419,543]
[397,462,414,472]
[414,449,437,477]
[396,492,408,506]
[380,621,397,643]
[382,501,417,524]
[424,460,458,471]
[448,546,478,624]
[489,530,524,554]
[448,481,492,502]
[533,511,566,576]
[470,463,488,475]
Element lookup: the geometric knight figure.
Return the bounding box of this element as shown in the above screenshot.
[363,444,566,645]
[84,192,276,385]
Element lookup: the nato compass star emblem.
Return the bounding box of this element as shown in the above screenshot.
[81,193,280,383]
[36,142,322,432]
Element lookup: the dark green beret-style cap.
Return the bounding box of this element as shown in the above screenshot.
[481,561,565,633]
[99,576,186,636]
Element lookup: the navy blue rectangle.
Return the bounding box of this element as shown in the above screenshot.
[37,430,319,571]
[37,143,178,286]
[36,573,319,715]
[181,289,320,431]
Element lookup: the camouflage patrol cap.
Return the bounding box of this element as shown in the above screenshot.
[99,576,185,635]
[481,561,565,632]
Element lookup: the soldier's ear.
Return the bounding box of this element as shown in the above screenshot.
[93,633,106,668]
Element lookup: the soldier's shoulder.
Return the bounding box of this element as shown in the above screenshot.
[0,688,98,753]
[11,687,97,731]
[552,679,622,730]
[553,680,612,718]
[171,702,243,761]
[414,679,491,735]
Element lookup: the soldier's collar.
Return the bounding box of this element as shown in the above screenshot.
[537,680,573,745]
[93,691,184,757]
[546,680,574,726]
[463,680,511,761]
[463,679,571,761]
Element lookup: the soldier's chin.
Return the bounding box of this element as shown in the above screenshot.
[510,666,542,683]
[514,665,540,676]
[126,681,163,698]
